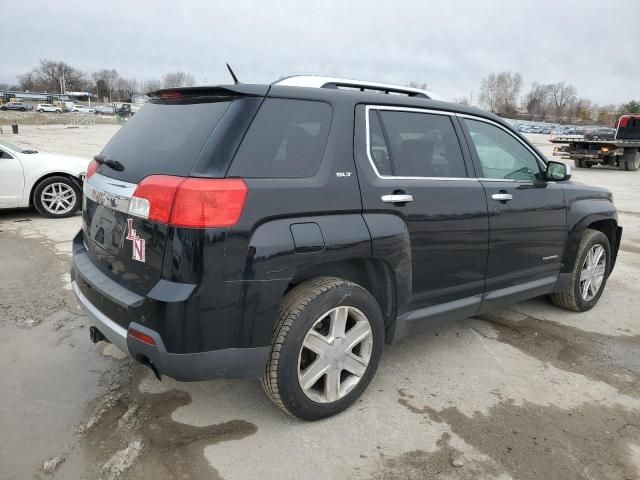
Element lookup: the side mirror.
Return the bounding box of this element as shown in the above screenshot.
[545,161,571,181]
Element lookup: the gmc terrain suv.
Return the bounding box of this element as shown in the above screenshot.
[71,76,621,420]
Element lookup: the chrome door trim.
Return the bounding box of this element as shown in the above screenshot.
[364,105,478,182]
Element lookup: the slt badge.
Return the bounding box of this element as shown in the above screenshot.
[126,218,146,263]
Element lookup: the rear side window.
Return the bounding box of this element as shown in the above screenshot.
[369,109,467,178]
[99,100,232,183]
[229,98,332,178]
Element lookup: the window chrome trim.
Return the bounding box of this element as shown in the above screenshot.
[364,105,478,182]
[456,113,549,177]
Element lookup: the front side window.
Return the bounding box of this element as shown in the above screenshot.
[464,118,542,181]
[368,109,467,178]
[230,98,332,178]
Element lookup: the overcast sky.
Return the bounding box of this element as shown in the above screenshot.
[2,0,638,105]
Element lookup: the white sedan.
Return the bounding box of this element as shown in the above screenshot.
[0,140,89,218]
[70,105,95,113]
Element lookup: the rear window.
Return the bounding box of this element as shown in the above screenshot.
[228,98,332,178]
[98,100,232,183]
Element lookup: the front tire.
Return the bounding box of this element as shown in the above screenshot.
[550,229,610,312]
[33,176,81,218]
[262,277,384,421]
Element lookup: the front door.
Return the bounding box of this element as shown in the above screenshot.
[356,105,489,315]
[0,148,24,206]
[460,117,567,308]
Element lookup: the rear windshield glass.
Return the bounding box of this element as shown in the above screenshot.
[98,100,232,183]
[228,98,332,178]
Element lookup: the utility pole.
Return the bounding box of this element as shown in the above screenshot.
[470,92,473,106]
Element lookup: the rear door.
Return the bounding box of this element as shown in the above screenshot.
[459,116,567,307]
[356,105,489,312]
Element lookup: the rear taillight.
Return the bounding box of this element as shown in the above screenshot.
[129,176,248,228]
[86,159,98,179]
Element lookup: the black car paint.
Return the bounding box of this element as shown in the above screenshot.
[72,82,621,380]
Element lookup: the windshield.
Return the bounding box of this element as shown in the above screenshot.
[0,140,23,152]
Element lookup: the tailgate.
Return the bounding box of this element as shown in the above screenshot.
[82,173,168,295]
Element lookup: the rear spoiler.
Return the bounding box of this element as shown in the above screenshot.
[146,84,269,99]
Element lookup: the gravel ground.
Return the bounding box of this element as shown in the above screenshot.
[0,126,638,480]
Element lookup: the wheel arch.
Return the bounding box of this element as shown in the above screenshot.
[29,172,83,207]
[562,212,620,274]
[587,218,621,270]
[287,257,397,342]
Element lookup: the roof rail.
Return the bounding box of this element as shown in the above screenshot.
[273,75,446,101]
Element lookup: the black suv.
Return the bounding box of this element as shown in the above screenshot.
[71,76,621,420]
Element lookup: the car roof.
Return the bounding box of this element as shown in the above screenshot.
[155,81,510,130]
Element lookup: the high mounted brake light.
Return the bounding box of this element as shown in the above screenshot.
[129,176,248,228]
[159,90,183,99]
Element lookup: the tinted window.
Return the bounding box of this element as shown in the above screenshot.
[229,98,332,178]
[99,100,232,183]
[368,111,392,175]
[375,110,467,178]
[464,119,542,180]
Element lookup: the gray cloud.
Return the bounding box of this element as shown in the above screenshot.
[1,0,638,104]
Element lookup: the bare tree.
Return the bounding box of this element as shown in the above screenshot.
[162,71,196,88]
[141,79,163,92]
[115,77,139,101]
[524,83,552,120]
[35,60,86,93]
[92,69,119,102]
[480,72,522,115]
[479,73,499,112]
[549,82,577,122]
[407,81,429,90]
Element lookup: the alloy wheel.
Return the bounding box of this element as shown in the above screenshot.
[297,306,373,403]
[40,182,77,215]
[580,244,606,301]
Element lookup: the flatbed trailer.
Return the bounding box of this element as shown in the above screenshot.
[550,115,640,171]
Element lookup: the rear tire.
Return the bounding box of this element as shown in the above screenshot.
[33,176,81,218]
[262,277,384,421]
[550,229,610,312]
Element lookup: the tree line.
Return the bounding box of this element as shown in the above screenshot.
[476,71,639,125]
[0,59,197,103]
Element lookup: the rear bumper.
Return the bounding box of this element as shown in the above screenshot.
[70,235,271,381]
[72,279,270,380]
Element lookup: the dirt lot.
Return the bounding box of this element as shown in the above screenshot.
[0,125,639,480]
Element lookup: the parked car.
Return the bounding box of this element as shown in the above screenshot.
[35,103,62,113]
[0,140,88,217]
[585,128,615,140]
[73,76,621,420]
[93,104,115,115]
[1,101,28,111]
[70,104,96,113]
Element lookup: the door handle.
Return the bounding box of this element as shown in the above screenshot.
[491,193,513,202]
[381,194,414,203]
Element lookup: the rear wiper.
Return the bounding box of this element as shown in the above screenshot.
[94,154,124,172]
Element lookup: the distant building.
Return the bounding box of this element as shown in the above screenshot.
[1,90,96,108]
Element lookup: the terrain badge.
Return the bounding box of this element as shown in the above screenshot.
[126,218,146,263]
